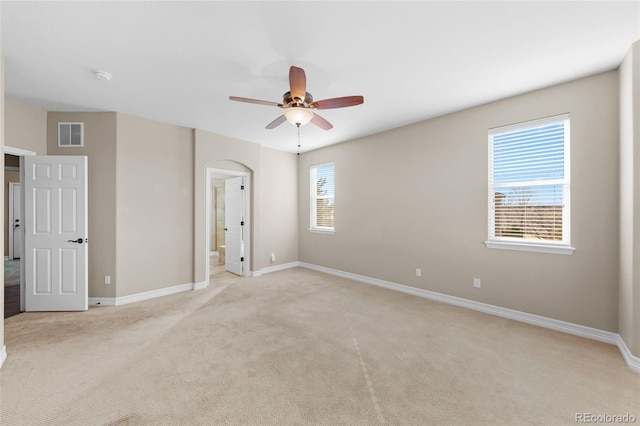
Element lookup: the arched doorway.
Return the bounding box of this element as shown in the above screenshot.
[204,166,252,288]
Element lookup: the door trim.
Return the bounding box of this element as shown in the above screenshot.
[4,146,36,312]
[5,146,36,157]
[205,168,251,286]
[8,182,20,260]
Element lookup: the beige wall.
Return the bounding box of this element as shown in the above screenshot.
[194,130,262,283]
[115,114,194,297]
[619,41,640,356]
[260,146,298,267]
[2,98,47,259]
[10,106,294,300]
[194,130,299,283]
[47,112,117,298]
[4,97,47,154]
[299,71,620,333]
[46,112,194,299]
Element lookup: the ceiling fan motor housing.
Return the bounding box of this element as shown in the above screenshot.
[283,91,314,108]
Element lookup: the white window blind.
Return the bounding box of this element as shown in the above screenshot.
[310,162,335,232]
[487,114,572,253]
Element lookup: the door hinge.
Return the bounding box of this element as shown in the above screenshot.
[240,220,244,226]
[240,185,245,190]
[240,257,244,262]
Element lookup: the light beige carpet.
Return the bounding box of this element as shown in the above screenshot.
[0,267,638,425]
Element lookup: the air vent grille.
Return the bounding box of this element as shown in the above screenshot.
[58,122,84,147]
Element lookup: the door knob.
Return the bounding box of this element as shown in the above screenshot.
[68,238,84,244]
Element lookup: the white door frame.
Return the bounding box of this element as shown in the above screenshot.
[5,146,37,157]
[205,167,251,286]
[4,146,36,312]
[8,182,20,260]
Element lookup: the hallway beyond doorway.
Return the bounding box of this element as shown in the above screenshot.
[4,260,20,318]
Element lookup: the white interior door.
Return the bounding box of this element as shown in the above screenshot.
[225,176,244,276]
[23,156,88,311]
[9,182,22,260]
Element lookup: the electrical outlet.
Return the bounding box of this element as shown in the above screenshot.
[416,268,422,277]
[473,278,481,288]
[105,275,111,285]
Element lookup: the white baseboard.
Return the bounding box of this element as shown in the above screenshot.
[0,345,6,369]
[115,282,194,306]
[616,335,640,373]
[88,297,116,307]
[299,262,639,373]
[250,261,300,277]
[259,261,300,276]
[193,281,208,291]
[88,282,197,307]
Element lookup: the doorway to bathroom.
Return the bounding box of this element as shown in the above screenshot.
[206,168,251,286]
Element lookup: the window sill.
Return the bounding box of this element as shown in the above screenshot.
[484,240,575,255]
[309,228,335,235]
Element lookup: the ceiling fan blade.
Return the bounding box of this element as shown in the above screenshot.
[229,96,281,107]
[289,66,307,102]
[311,96,364,110]
[266,115,287,129]
[311,112,333,130]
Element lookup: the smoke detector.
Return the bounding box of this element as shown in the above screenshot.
[94,71,112,81]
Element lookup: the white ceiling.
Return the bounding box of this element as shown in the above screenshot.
[1,1,639,153]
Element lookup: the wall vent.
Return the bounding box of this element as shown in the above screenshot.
[58,122,84,147]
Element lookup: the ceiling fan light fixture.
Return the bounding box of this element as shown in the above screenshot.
[229,65,363,131]
[284,107,313,126]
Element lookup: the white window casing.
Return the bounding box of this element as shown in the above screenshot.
[486,114,575,255]
[310,162,335,234]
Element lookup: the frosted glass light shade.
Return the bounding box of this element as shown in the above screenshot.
[284,107,313,126]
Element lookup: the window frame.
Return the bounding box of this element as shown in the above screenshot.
[309,162,335,234]
[485,114,575,255]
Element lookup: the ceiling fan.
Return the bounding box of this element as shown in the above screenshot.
[229,66,364,130]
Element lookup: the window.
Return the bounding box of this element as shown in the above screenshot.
[58,122,84,147]
[486,114,574,254]
[310,162,335,233]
